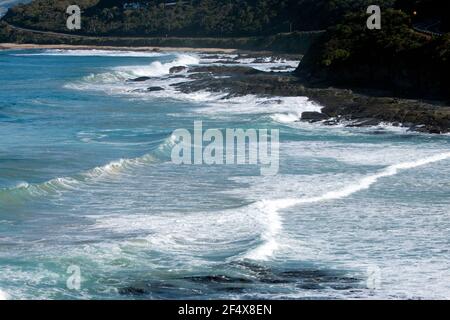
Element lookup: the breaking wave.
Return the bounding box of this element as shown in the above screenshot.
[245,151,450,260]
[0,135,178,203]
[115,54,198,77]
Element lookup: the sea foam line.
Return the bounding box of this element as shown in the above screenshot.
[0,156,149,202]
[65,54,199,93]
[245,151,450,260]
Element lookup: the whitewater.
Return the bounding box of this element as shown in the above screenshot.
[0,48,449,299]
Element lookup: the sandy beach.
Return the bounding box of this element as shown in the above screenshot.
[0,43,238,53]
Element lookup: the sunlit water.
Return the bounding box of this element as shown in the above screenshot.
[0,49,449,299]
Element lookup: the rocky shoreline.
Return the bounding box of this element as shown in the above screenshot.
[169,64,450,134]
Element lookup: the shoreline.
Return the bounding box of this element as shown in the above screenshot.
[173,66,450,134]
[2,43,448,134]
[0,43,239,53]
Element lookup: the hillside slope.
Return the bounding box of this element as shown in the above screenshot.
[297,0,450,100]
[1,0,395,37]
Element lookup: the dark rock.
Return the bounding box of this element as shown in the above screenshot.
[172,64,449,134]
[188,65,262,76]
[128,76,151,82]
[323,119,340,126]
[203,55,223,60]
[428,127,443,134]
[213,60,238,64]
[252,57,268,63]
[259,99,283,105]
[298,283,323,290]
[118,286,148,295]
[270,66,292,71]
[402,122,415,128]
[346,118,381,127]
[184,275,253,284]
[168,74,186,79]
[147,86,164,92]
[169,66,188,74]
[411,125,442,134]
[259,277,289,284]
[301,111,328,122]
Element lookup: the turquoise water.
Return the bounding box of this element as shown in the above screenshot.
[0,49,449,300]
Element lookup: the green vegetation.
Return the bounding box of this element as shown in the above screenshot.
[2,0,395,37]
[297,1,450,99]
[0,0,344,52]
[0,0,448,98]
[0,19,320,53]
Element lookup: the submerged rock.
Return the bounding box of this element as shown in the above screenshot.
[173,63,450,134]
[212,60,238,64]
[188,65,262,76]
[128,76,151,82]
[270,66,292,71]
[185,275,253,284]
[118,286,148,295]
[169,66,188,74]
[252,57,268,63]
[346,118,381,127]
[301,111,328,122]
[259,99,283,105]
[147,86,164,92]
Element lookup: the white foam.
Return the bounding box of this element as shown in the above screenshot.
[0,289,9,300]
[114,54,199,77]
[90,207,261,262]
[283,141,450,166]
[250,61,299,73]
[270,113,299,123]
[67,75,320,124]
[243,201,283,260]
[198,53,300,73]
[65,52,306,120]
[245,151,450,260]
[13,49,165,57]
[193,95,321,117]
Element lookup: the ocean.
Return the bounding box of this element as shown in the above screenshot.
[0,49,449,299]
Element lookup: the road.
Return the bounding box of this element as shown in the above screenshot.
[413,20,444,37]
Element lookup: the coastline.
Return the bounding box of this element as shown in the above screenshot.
[0,42,238,53]
[173,65,450,134]
[2,44,448,134]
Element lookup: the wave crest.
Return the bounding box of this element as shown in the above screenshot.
[0,135,179,204]
[244,151,450,260]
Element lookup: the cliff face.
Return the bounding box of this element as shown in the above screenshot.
[296,9,450,100]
